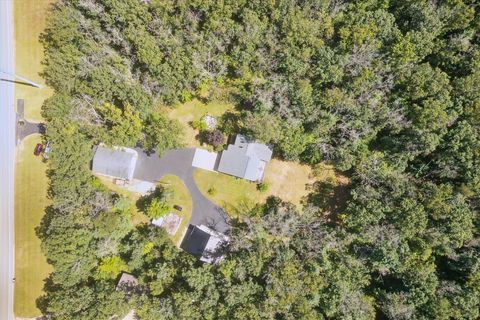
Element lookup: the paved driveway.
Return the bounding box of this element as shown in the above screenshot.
[134,148,230,233]
[16,120,44,143]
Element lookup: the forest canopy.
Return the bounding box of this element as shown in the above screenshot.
[38,0,479,319]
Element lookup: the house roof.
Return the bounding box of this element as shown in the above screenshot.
[181,225,211,258]
[192,148,218,172]
[92,146,138,180]
[217,135,272,181]
[217,146,250,178]
[180,224,229,264]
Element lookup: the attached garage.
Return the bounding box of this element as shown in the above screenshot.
[192,148,218,172]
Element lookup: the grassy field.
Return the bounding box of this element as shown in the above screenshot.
[14,0,53,122]
[167,99,235,148]
[193,160,316,216]
[14,134,52,317]
[158,175,193,245]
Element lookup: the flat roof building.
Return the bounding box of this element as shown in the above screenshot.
[92,146,138,181]
[191,148,218,172]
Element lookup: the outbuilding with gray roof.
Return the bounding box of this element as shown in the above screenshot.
[92,146,138,181]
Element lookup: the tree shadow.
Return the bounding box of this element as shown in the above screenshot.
[304,179,350,223]
[218,111,244,136]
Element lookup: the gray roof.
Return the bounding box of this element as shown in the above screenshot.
[217,135,272,181]
[92,146,138,180]
[116,272,138,291]
[217,146,250,178]
[180,225,211,258]
[180,224,228,264]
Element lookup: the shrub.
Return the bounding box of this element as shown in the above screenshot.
[205,129,225,147]
[191,119,207,131]
[146,198,171,219]
[207,187,217,196]
[257,182,269,192]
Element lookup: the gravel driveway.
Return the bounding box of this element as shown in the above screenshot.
[134,148,230,233]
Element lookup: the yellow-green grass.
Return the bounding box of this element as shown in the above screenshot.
[193,169,259,217]
[193,160,315,216]
[157,175,192,246]
[263,159,317,205]
[167,99,235,148]
[14,0,53,122]
[14,134,52,317]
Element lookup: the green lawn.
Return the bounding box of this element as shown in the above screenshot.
[14,134,52,317]
[158,175,192,245]
[167,99,235,148]
[14,0,53,122]
[193,159,317,217]
[193,169,261,217]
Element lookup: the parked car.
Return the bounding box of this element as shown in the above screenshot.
[173,205,183,211]
[43,142,51,159]
[33,143,43,156]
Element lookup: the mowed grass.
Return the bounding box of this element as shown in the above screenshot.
[14,0,53,122]
[167,99,235,147]
[14,134,52,317]
[158,175,193,246]
[193,160,315,216]
[263,159,316,205]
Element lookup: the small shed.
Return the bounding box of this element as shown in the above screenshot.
[191,148,218,172]
[203,114,217,130]
[116,272,138,292]
[92,146,138,181]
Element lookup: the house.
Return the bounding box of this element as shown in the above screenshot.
[180,224,228,264]
[92,146,138,181]
[115,272,138,292]
[217,135,272,182]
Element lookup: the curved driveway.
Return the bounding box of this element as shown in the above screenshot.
[133,148,230,234]
[16,120,44,142]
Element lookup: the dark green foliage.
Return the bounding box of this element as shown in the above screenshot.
[142,113,184,156]
[38,0,479,319]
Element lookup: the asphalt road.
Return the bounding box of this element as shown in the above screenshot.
[134,148,230,233]
[0,1,16,319]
